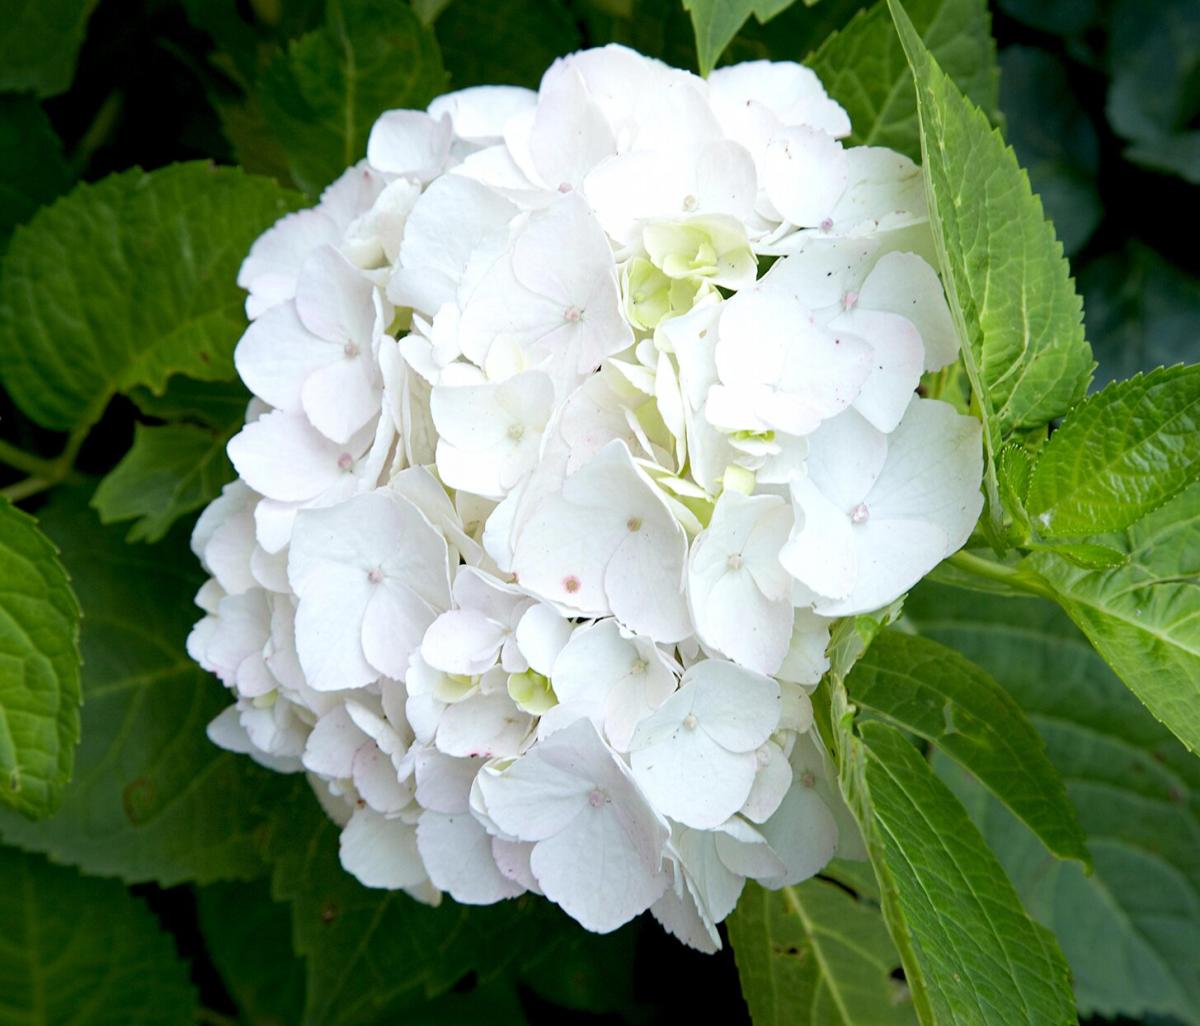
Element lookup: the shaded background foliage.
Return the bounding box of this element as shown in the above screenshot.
[0,1,1196,1024]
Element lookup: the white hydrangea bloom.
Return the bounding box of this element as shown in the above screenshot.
[189,43,984,951]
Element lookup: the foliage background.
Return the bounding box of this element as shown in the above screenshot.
[0,0,1196,1024]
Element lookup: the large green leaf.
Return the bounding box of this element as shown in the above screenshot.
[260,0,445,194]
[0,97,73,250]
[127,376,252,429]
[886,0,1093,544]
[1025,365,1200,538]
[1025,483,1200,755]
[265,783,567,1026]
[808,0,998,162]
[436,0,581,89]
[728,879,917,1025]
[682,0,810,76]
[0,163,301,432]
[1082,244,1200,388]
[0,490,288,884]
[836,716,1078,1025]
[845,629,1088,866]
[0,500,80,819]
[0,0,97,97]
[0,846,196,1026]
[92,421,238,543]
[906,582,1200,1023]
[1107,0,1200,185]
[197,881,306,1026]
[998,46,1100,257]
[889,0,1094,430]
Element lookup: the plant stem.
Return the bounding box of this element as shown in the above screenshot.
[0,438,59,479]
[945,550,1052,599]
[0,477,55,503]
[0,422,91,499]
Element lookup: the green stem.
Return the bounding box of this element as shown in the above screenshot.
[0,421,91,499]
[945,549,1052,599]
[0,477,54,503]
[0,438,59,479]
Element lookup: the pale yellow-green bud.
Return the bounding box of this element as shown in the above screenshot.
[508,670,558,715]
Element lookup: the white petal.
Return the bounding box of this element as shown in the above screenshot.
[835,308,924,433]
[234,302,334,412]
[228,410,352,503]
[740,741,794,823]
[339,808,428,889]
[858,251,959,370]
[367,110,452,181]
[421,610,507,676]
[514,603,571,676]
[417,811,525,903]
[428,85,536,142]
[780,477,857,602]
[436,692,532,759]
[303,704,368,779]
[352,741,413,815]
[762,127,848,227]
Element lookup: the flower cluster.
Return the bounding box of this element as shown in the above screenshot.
[188,44,983,949]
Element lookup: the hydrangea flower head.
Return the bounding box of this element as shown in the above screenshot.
[189,43,983,949]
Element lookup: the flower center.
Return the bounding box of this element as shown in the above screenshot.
[683,712,699,730]
[726,553,744,571]
[337,452,354,471]
[563,305,582,323]
[626,516,643,532]
[850,503,870,524]
[343,341,359,357]
[507,422,525,442]
[367,567,384,584]
[588,788,606,808]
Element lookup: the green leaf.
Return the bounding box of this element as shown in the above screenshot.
[265,784,568,1026]
[92,422,237,543]
[996,0,1098,36]
[0,489,288,884]
[128,377,252,429]
[1107,0,1200,185]
[682,0,806,76]
[845,629,1089,866]
[1032,540,1127,570]
[0,500,81,819]
[0,845,196,1025]
[1082,244,1200,388]
[435,0,581,89]
[906,581,1200,1023]
[0,0,97,97]
[0,97,73,250]
[836,714,1078,1025]
[260,0,445,194]
[518,924,638,1014]
[572,0,706,73]
[0,163,302,432]
[197,881,306,1026]
[1025,366,1200,538]
[727,879,917,1025]
[1025,482,1200,755]
[181,0,324,88]
[886,0,1094,541]
[999,46,1101,257]
[808,0,998,162]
